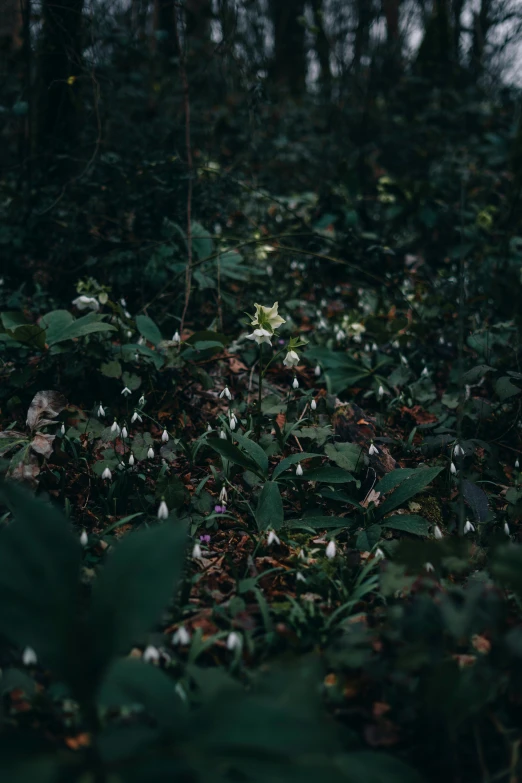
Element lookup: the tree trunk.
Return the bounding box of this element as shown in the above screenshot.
[153,0,175,56]
[0,0,22,51]
[382,0,400,44]
[451,0,464,62]
[311,0,331,92]
[354,0,373,70]
[269,0,307,96]
[471,0,491,78]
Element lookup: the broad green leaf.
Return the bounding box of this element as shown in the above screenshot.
[185,330,227,347]
[6,324,46,351]
[381,515,430,536]
[100,360,122,378]
[39,310,73,344]
[495,376,521,400]
[375,466,443,519]
[207,438,260,474]
[296,466,355,483]
[285,516,355,530]
[88,522,187,685]
[336,751,424,783]
[462,479,489,523]
[256,481,284,531]
[135,315,163,346]
[233,431,269,476]
[272,452,322,481]
[356,524,382,551]
[324,442,363,473]
[191,221,213,260]
[375,469,416,495]
[156,475,186,509]
[47,312,116,345]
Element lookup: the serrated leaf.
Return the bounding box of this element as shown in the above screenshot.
[256,481,284,531]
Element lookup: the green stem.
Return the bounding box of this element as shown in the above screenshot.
[256,346,263,441]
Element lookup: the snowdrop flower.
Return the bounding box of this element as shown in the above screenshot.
[369,443,379,456]
[292,377,299,390]
[353,333,362,344]
[80,530,88,547]
[157,500,169,519]
[226,632,242,651]
[433,525,443,540]
[219,386,232,400]
[424,562,435,573]
[453,444,464,457]
[219,429,227,440]
[283,350,300,368]
[60,423,65,435]
[378,385,384,400]
[121,387,132,397]
[172,331,181,344]
[450,462,457,475]
[400,354,408,366]
[372,342,378,351]
[314,365,321,377]
[326,540,336,559]
[102,467,112,481]
[296,572,306,582]
[139,394,145,406]
[172,626,191,646]
[72,295,99,311]
[464,519,475,534]
[296,463,303,476]
[219,487,228,504]
[98,404,105,417]
[121,425,128,439]
[298,548,307,561]
[129,452,135,466]
[422,366,429,377]
[439,336,445,345]
[229,415,237,431]
[143,645,160,663]
[504,522,510,535]
[311,399,317,411]
[516,459,520,469]
[246,328,272,345]
[392,340,400,349]
[22,647,37,666]
[207,423,213,433]
[250,302,285,331]
[111,420,120,434]
[374,547,385,560]
[161,429,169,443]
[192,542,203,559]
[267,530,280,546]
[131,411,142,423]
[147,446,154,459]
[335,328,346,342]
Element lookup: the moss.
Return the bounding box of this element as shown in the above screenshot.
[415,494,443,527]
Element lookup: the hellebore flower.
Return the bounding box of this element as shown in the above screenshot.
[283,350,299,368]
[246,328,272,345]
[251,302,285,332]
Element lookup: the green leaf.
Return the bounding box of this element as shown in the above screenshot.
[232,431,269,477]
[336,751,424,783]
[256,481,284,531]
[324,442,363,473]
[495,376,521,400]
[39,310,73,345]
[156,475,186,509]
[88,522,187,684]
[206,438,260,474]
[356,524,382,550]
[46,312,116,345]
[135,315,163,346]
[462,479,489,523]
[191,221,213,260]
[285,516,355,530]
[375,466,443,519]
[6,324,46,350]
[375,469,416,495]
[272,452,322,481]
[381,515,430,536]
[100,360,122,379]
[296,466,355,483]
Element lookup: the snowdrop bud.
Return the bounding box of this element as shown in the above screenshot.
[157,500,169,519]
[172,626,191,646]
[219,429,227,440]
[298,548,307,561]
[220,386,232,400]
[267,530,280,546]
[22,647,37,666]
[516,459,520,469]
[433,525,443,540]
[314,365,321,377]
[139,394,145,406]
[226,632,242,651]
[464,519,475,534]
[131,411,142,423]
[102,467,112,481]
[311,399,317,411]
[207,424,212,433]
[378,385,384,400]
[121,386,132,396]
[438,336,445,345]
[374,547,385,560]
[143,645,160,663]
[504,522,510,535]
[172,331,181,344]
[121,426,128,439]
[453,444,464,457]
[296,463,303,476]
[80,530,88,547]
[292,377,299,390]
[111,420,119,433]
[230,417,236,431]
[147,446,154,459]
[98,404,105,417]
[450,462,457,475]
[369,443,379,456]
[424,562,435,573]
[219,487,228,504]
[192,542,203,559]
[129,452,135,466]
[392,340,400,349]
[422,366,429,377]
[161,429,169,443]
[400,354,408,366]
[60,423,65,435]
[325,540,336,559]
[372,343,378,351]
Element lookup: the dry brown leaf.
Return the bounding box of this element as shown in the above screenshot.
[26,390,67,432]
[31,432,55,458]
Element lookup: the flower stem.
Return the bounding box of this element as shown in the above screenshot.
[256,346,263,441]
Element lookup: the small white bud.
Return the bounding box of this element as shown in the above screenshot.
[424,562,435,573]
[504,522,510,535]
[143,645,160,663]
[400,354,408,366]
[161,429,169,443]
[230,417,236,431]
[147,446,155,459]
[378,385,384,399]
[207,424,212,433]
[219,429,227,440]
[219,386,232,400]
[157,500,169,519]
[296,572,306,582]
[131,411,142,423]
[296,463,303,476]
[22,647,37,666]
[392,340,400,348]
[433,525,443,540]
[172,626,191,646]
[422,366,429,377]
[372,343,378,351]
[219,487,228,504]
[60,423,65,435]
[369,443,379,456]
[292,377,299,389]
[129,452,135,466]
[267,530,280,546]
[464,519,475,534]
[314,365,321,377]
[139,394,145,406]
[516,459,520,469]
[102,467,112,481]
[298,548,307,561]
[453,443,464,457]
[374,547,385,560]
[226,632,242,651]
[311,399,317,411]
[325,540,336,559]
[80,530,88,546]
[121,426,128,439]
[172,331,181,344]
[192,543,203,559]
[111,420,120,434]
[121,386,132,396]
[98,404,105,417]
[450,462,457,475]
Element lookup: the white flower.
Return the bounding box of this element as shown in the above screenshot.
[226,631,242,651]
[207,424,213,433]
[60,423,65,435]
[267,530,280,546]
[157,500,169,519]
[131,411,142,423]
[433,525,443,540]
[296,572,306,582]
[283,350,300,368]
[80,530,88,546]
[378,385,384,399]
[504,522,510,535]
[192,543,203,559]
[161,429,169,443]
[72,295,99,311]
[143,645,160,663]
[246,328,272,345]
[121,426,128,439]
[219,429,227,440]
[374,547,385,560]
[353,333,362,343]
[326,540,336,559]
[251,302,285,331]
[172,626,191,646]
[102,467,112,481]
[450,462,457,475]
[335,329,346,342]
[219,386,232,400]
[22,647,37,666]
[147,446,155,459]
[516,459,520,469]
[121,387,132,396]
[219,487,228,504]
[453,444,464,457]
[464,519,475,534]
[439,336,445,345]
[401,354,408,366]
[129,452,135,466]
[139,394,145,406]
[392,340,400,349]
[172,331,181,344]
[314,365,321,377]
[369,443,379,456]
[292,377,299,390]
[230,416,236,431]
[424,562,435,573]
[296,463,303,476]
[111,420,120,434]
[311,399,317,411]
[298,548,307,561]
[372,343,378,351]
[98,404,105,417]
[422,366,429,377]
